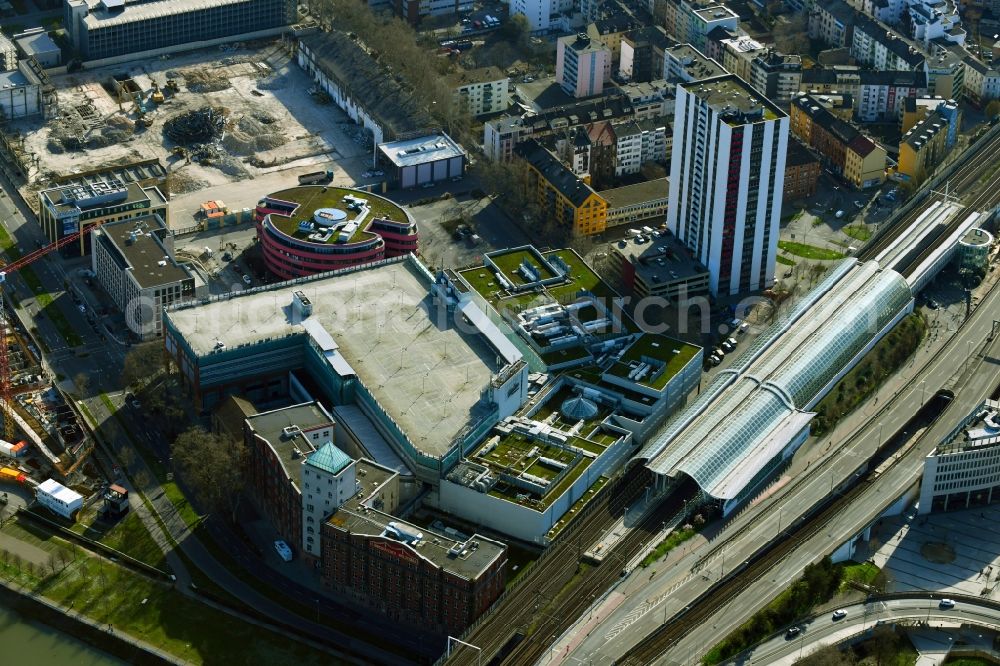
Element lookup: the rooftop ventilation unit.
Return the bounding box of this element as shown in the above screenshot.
[282,425,302,439]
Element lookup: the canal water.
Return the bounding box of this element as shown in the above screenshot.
[0,603,123,665]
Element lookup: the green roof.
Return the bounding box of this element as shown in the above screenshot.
[305,441,353,476]
[265,186,408,246]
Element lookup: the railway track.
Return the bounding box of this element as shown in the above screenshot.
[447,125,1000,666]
[898,149,1000,278]
[498,486,691,666]
[613,392,955,665]
[446,464,655,666]
[859,128,1000,263]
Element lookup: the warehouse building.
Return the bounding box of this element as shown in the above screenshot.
[13,28,61,68]
[237,399,504,633]
[377,134,466,189]
[64,0,296,62]
[298,31,435,148]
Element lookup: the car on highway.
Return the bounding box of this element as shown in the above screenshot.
[274,539,293,562]
[77,304,86,313]
[785,626,801,639]
[832,609,848,620]
[242,274,252,286]
[939,599,955,609]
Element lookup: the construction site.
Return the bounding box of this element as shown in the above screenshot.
[6,40,374,225]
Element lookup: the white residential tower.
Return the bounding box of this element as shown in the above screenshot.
[667,74,788,296]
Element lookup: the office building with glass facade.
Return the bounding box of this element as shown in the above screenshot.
[65,0,296,61]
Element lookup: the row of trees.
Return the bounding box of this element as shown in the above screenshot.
[811,313,926,435]
[305,0,473,140]
[707,556,844,663]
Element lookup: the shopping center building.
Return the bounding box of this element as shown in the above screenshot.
[164,247,702,543]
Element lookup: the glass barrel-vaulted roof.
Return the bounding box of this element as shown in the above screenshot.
[640,261,913,500]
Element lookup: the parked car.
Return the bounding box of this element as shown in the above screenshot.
[721,341,734,353]
[242,274,252,286]
[274,540,293,562]
[726,337,738,348]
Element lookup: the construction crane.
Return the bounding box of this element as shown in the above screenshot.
[0,223,102,441]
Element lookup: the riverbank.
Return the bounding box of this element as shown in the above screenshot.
[0,578,182,665]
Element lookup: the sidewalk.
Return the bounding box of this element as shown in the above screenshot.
[0,530,50,567]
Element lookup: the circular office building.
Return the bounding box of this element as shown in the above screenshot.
[255,186,418,280]
[956,227,993,276]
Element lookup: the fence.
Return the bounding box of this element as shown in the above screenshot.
[15,507,174,582]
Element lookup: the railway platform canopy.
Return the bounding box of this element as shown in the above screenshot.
[639,259,914,514]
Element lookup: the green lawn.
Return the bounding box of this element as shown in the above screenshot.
[842,224,872,242]
[776,255,796,266]
[838,560,880,592]
[487,248,557,285]
[608,334,699,390]
[777,241,846,261]
[70,509,167,571]
[268,185,407,233]
[641,525,697,567]
[0,538,333,665]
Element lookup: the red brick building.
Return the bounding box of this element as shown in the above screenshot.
[784,138,821,202]
[244,402,336,551]
[322,508,507,634]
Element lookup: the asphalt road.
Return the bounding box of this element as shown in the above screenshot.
[749,596,999,665]
[558,267,1000,665]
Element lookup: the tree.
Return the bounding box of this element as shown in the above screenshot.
[73,372,90,397]
[120,342,164,391]
[497,14,530,50]
[772,13,810,54]
[172,426,246,523]
[797,644,855,666]
[985,99,1000,119]
[870,624,899,665]
[640,161,668,180]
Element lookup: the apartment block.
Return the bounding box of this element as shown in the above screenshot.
[396,0,474,24]
[898,110,951,183]
[749,51,802,104]
[515,139,608,236]
[783,139,822,201]
[790,92,887,189]
[667,75,788,296]
[450,67,510,117]
[557,33,611,98]
[800,67,927,122]
[611,117,669,176]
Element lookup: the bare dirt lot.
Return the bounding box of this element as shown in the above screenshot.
[12,40,381,227]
